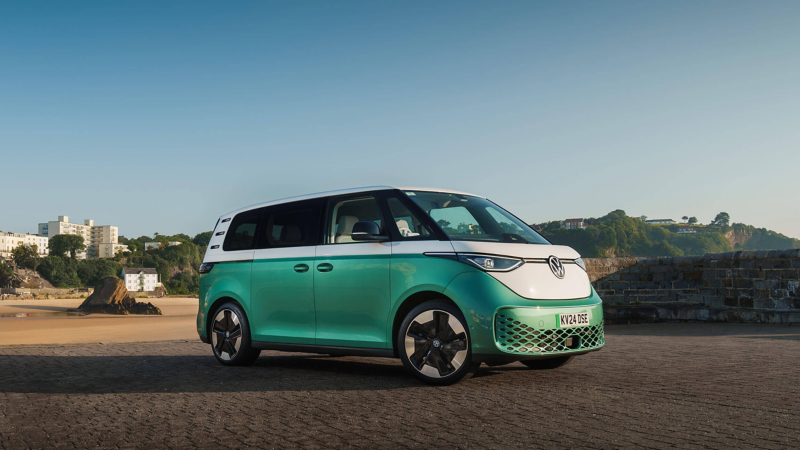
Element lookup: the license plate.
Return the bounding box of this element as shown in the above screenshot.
[558,313,589,328]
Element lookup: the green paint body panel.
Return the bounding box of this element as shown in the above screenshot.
[251,257,316,344]
[197,261,253,342]
[198,253,604,359]
[313,254,391,348]
[387,254,472,344]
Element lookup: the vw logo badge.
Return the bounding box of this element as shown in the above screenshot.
[548,256,565,279]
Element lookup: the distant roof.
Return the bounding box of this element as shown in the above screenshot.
[565,218,584,222]
[646,219,675,222]
[122,268,158,275]
[221,186,483,218]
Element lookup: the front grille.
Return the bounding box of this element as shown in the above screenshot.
[495,313,604,355]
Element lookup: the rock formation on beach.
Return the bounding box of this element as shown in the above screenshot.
[78,277,162,315]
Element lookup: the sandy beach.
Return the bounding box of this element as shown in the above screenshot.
[0,298,199,346]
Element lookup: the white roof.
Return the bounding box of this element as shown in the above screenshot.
[221,186,483,218]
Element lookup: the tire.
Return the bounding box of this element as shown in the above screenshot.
[521,355,573,370]
[210,302,261,366]
[398,300,479,385]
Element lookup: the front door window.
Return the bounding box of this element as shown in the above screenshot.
[327,196,383,244]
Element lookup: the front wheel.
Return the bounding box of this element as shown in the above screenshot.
[398,301,479,385]
[210,302,261,366]
[521,355,573,370]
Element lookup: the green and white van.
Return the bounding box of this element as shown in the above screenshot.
[197,187,604,385]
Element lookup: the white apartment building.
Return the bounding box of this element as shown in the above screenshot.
[121,268,162,292]
[0,232,49,259]
[38,216,126,259]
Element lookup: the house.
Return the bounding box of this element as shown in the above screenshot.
[121,268,162,292]
[677,226,696,234]
[0,232,49,258]
[145,241,182,250]
[563,218,588,230]
[645,219,676,225]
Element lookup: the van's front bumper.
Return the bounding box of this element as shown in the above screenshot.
[442,270,605,363]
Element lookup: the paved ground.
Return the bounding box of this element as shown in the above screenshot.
[1,323,798,449]
[0,298,198,345]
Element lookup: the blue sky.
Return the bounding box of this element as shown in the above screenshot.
[1,1,799,239]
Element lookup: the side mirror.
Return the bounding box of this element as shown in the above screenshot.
[351,221,388,241]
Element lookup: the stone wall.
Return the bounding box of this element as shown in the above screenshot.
[586,249,800,323]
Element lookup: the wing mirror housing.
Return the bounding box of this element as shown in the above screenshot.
[351,221,388,241]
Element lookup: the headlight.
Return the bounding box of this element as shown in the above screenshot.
[574,257,586,272]
[457,254,523,272]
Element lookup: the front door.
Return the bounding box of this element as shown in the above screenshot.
[313,194,391,348]
[250,199,322,344]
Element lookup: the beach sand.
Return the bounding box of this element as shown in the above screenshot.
[0,298,199,346]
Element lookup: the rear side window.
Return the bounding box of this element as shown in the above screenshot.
[223,208,263,251]
[256,200,322,249]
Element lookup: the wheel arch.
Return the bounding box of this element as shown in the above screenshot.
[390,290,460,357]
[206,296,249,342]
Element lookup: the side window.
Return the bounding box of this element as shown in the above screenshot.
[256,200,321,249]
[327,195,383,244]
[387,197,433,239]
[223,208,263,251]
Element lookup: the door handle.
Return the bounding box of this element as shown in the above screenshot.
[316,263,333,273]
[293,264,309,273]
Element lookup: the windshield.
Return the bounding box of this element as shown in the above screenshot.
[403,191,549,244]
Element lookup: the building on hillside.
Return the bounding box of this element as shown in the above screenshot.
[645,219,676,225]
[677,226,697,234]
[121,268,162,292]
[38,216,125,259]
[0,232,49,258]
[99,243,129,258]
[145,241,182,250]
[563,218,589,230]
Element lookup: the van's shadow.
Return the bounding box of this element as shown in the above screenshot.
[0,353,463,394]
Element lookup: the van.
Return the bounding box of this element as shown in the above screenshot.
[197,187,604,385]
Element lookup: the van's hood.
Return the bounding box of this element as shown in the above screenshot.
[449,241,591,300]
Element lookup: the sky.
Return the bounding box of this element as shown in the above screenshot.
[1,1,799,239]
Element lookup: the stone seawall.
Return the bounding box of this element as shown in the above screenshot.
[586,249,800,323]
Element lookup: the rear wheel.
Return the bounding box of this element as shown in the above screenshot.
[521,355,573,370]
[210,302,260,366]
[398,301,479,385]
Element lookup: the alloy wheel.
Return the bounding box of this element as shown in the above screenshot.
[404,309,468,378]
[212,309,242,361]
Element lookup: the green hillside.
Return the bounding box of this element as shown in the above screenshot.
[30,232,211,294]
[537,210,800,258]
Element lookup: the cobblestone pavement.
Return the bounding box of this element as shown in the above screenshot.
[1,323,798,449]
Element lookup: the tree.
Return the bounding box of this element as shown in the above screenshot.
[0,261,14,288]
[639,215,647,222]
[37,256,81,287]
[688,217,698,225]
[682,216,689,223]
[192,231,213,248]
[49,234,86,259]
[12,243,40,271]
[710,212,730,227]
